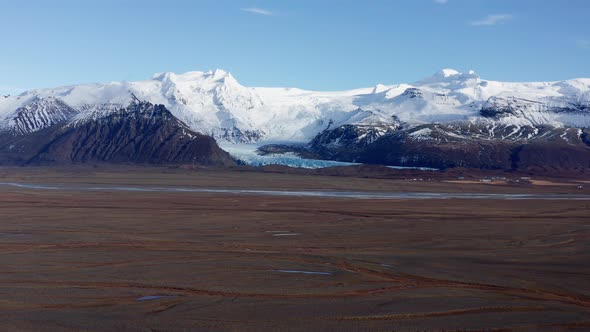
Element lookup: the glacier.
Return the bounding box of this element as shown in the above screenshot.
[220,143,360,168]
[220,143,439,170]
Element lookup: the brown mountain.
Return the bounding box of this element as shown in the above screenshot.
[0,101,235,167]
[308,122,590,171]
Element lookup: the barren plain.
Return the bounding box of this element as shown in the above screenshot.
[0,166,589,331]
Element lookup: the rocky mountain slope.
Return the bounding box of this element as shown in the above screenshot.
[309,122,590,170]
[0,101,235,166]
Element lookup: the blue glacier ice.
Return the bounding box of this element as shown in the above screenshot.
[220,143,437,170]
[220,143,360,169]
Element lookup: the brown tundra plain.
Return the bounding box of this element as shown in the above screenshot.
[0,166,589,331]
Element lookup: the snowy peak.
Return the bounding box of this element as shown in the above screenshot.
[0,68,589,144]
[2,96,78,135]
[149,69,260,110]
[152,69,235,85]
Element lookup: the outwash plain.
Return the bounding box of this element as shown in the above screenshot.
[0,166,589,331]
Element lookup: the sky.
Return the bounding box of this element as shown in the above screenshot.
[0,0,589,94]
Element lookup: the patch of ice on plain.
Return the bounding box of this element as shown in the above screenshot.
[275,270,333,275]
[136,295,176,301]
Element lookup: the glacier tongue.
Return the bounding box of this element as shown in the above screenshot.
[220,143,441,170]
[220,143,361,169]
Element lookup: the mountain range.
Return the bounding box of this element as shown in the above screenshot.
[1,69,589,170]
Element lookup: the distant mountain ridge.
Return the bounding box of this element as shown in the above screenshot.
[2,69,589,143]
[1,69,589,170]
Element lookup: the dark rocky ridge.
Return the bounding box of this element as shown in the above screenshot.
[307,123,590,171]
[0,102,235,166]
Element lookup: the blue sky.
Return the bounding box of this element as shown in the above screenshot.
[0,0,589,94]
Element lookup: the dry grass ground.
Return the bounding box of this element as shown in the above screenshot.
[0,167,589,331]
[0,165,588,194]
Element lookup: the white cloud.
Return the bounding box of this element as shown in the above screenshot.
[241,7,274,16]
[433,0,448,4]
[577,39,590,50]
[470,14,514,26]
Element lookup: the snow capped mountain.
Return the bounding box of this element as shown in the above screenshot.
[0,96,78,135]
[1,68,589,144]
